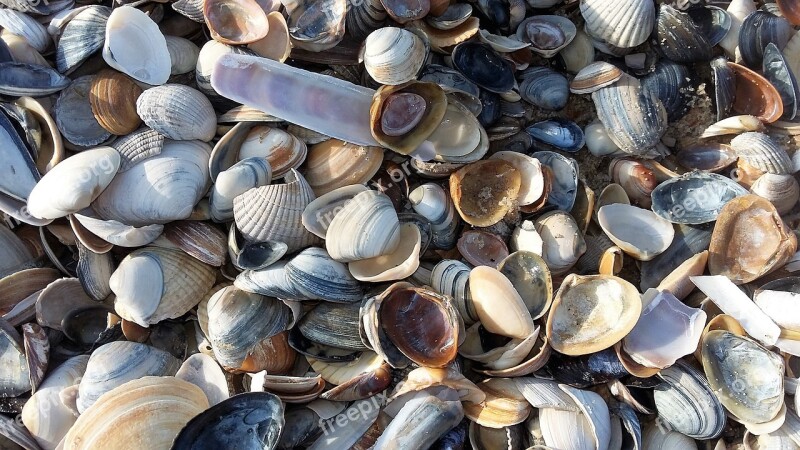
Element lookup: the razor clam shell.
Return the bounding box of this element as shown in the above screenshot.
[0,9,49,52]
[111,127,165,172]
[55,6,109,74]
[285,247,363,302]
[592,76,668,156]
[102,6,171,85]
[233,169,319,252]
[580,0,655,49]
[653,361,725,439]
[136,84,216,142]
[325,190,400,263]
[76,341,180,413]
[54,76,111,148]
[297,301,367,351]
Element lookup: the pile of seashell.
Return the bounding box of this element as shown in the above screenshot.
[3,0,800,448]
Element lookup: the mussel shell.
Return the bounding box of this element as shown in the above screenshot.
[519,66,569,111]
[655,5,713,63]
[545,347,630,388]
[763,42,800,120]
[711,57,735,121]
[675,143,738,172]
[687,5,732,47]
[451,43,515,94]
[650,172,748,224]
[641,60,694,122]
[0,62,70,97]
[526,118,585,153]
[172,392,284,450]
[738,10,794,68]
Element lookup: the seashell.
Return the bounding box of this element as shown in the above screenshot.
[102,6,171,85]
[497,251,552,322]
[430,259,474,324]
[247,12,292,63]
[235,261,305,300]
[478,28,529,53]
[583,120,621,157]
[227,226,287,272]
[469,266,535,339]
[0,9,49,52]
[655,5,713,63]
[458,230,509,268]
[751,173,800,215]
[0,62,68,101]
[675,142,738,172]
[76,342,181,413]
[711,57,735,121]
[489,151,545,205]
[729,62,784,123]
[559,29,595,75]
[72,214,163,248]
[285,247,363,302]
[27,147,120,220]
[55,6,110,74]
[592,75,668,157]
[778,0,800,25]
[110,127,164,172]
[643,421,697,449]
[580,0,655,49]
[206,286,291,369]
[377,390,464,447]
[426,100,489,164]
[324,189,400,263]
[702,330,785,425]
[210,124,305,182]
[94,139,211,226]
[285,0,346,51]
[655,250,707,301]
[408,183,460,249]
[363,28,426,86]
[731,132,793,176]
[764,42,800,121]
[254,373,325,403]
[346,0,387,40]
[569,61,623,95]
[66,376,208,450]
[738,11,793,69]
[210,157,272,222]
[650,172,748,225]
[0,267,58,314]
[176,353,229,406]
[172,0,205,22]
[701,115,765,138]
[14,96,64,176]
[425,3,471,30]
[653,361,725,440]
[162,221,226,267]
[0,317,31,397]
[196,40,254,100]
[110,246,216,327]
[598,204,674,261]
[519,66,569,111]
[546,274,642,356]
[449,160,520,227]
[534,210,586,276]
[136,84,216,142]
[707,195,797,284]
[515,15,576,58]
[54,76,112,148]
[35,278,98,331]
[212,54,380,148]
[451,42,515,94]
[302,139,382,196]
[204,0,269,45]
[369,81,447,156]
[464,378,531,429]
[297,301,366,351]
[641,60,694,122]
[302,184,367,239]
[380,0,430,23]
[76,242,113,301]
[349,223,421,282]
[608,158,657,208]
[510,220,544,256]
[164,36,200,75]
[89,69,143,136]
[623,289,705,369]
[687,5,732,47]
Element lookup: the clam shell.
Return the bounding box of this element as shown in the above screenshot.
[430,259,474,323]
[136,84,216,142]
[676,142,738,172]
[325,189,400,263]
[519,66,569,111]
[369,82,447,156]
[94,139,211,226]
[111,127,165,172]
[89,69,143,136]
[751,173,800,215]
[204,0,269,45]
[409,183,460,250]
[701,115,765,138]
[55,6,110,74]
[655,5,712,63]
[449,160,521,227]
[533,210,586,276]
[297,301,366,351]
[247,12,292,63]
[560,29,595,74]
[379,391,464,447]
[210,157,272,222]
[363,27,426,86]
[469,266,535,339]
[452,42,516,94]
[66,376,208,449]
[285,0,346,51]
[110,246,216,327]
[54,76,112,148]
[301,184,367,239]
[27,147,120,220]
[708,194,797,284]
[653,361,725,439]
[349,223,421,282]
[0,9,49,52]
[0,110,38,205]
[738,11,793,69]
[102,6,171,85]
[76,342,181,413]
[302,139,383,196]
[162,221,226,267]
[35,278,97,331]
[580,0,655,49]
[286,247,363,302]
[498,251,552,320]
[457,229,509,268]
[165,36,200,75]
[0,318,31,397]
[515,15,576,58]
[172,0,205,22]
[609,158,657,207]
[176,353,229,406]
[16,96,64,175]
[464,378,532,428]
[72,213,163,247]
[729,62,784,123]
[233,169,318,252]
[76,242,114,301]
[730,132,793,175]
[641,60,694,122]
[711,57,735,121]
[570,61,623,95]
[546,274,642,356]
[598,204,674,261]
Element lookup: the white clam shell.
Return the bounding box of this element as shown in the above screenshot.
[408,183,459,249]
[490,151,545,206]
[136,84,217,142]
[534,211,587,276]
[363,27,426,86]
[210,157,272,222]
[102,6,171,85]
[580,0,655,49]
[302,184,368,239]
[349,223,421,282]
[72,213,163,247]
[175,353,229,406]
[165,36,201,75]
[325,189,401,263]
[27,147,121,220]
[597,203,674,261]
[751,173,800,214]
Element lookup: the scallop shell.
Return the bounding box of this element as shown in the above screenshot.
[580,0,655,49]
[730,132,793,175]
[89,69,143,136]
[66,376,208,449]
[325,189,400,263]
[111,127,165,172]
[27,147,121,220]
[232,169,319,252]
[76,342,181,413]
[302,139,383,196]
[363,27,426,86]
[102,6,171,86]
[136,84,216,142]
[110,246,216,327]
[55,6,110,74]
[93,139,211,226]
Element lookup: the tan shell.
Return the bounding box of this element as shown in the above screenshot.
[750,173,800,215]
[247,12,292,62]
[409,17,479,52]
[238,126,307,179]
[89,69,142,135]
[469,266,535,339]
[162,221,227,267]
[708,194,797,284]
[0,268,59,314]
[232,170,319,252]
[64,376,208,450]
[302,139,384,196]
[449,160,521,227]
[463,378,532,428]
[204,0,269,45]
[110,246,216,327]
[369,82,448,156]
[348,223,421,282]
[546,274,642,356]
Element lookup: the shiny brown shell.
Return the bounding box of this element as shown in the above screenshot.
[88,69,143,135]
[729,62,784,123]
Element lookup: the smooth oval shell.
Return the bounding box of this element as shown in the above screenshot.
[598,203,674,261]
[750,173,800,215]
[102,6,171,85]
[457,230,509,268]
[302,139,383,196]
[533,210,586,276]
[570,61,623,94]
[349,223,421,282]
[650,172,748,225]
[546,274,642,356]
[676,143,738,172]
[449,160,521,227]
[655,5,712,63]
[54,76,112,148]
[89,69,143,135]
[204,0,269,45]
[729,62,784,123]
[451,42,515,94]
[469,266,535,339]
[498,251,552,320]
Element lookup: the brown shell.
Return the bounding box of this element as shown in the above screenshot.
[0,268,59,314]
[203,0,269,45]
[708,194,797,284]
[778,0,800,26]
[729,62,784,123]
[449,160,521,227]
[302,139,384,196]
[89,69,143,135]
[457,230,509,268]
[369,81,448,155]
[162,221,227,267]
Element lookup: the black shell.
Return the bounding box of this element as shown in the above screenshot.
[546,347,630,388]
[641,60,694,122]
[710,57,735,121]
[519,66,570,111]
[419,64,481,97]
[451,43,516,93]
[477,90,502,127]
[655,5,713,63]
[640,223,713,290]
[738,10,794,68]
[0,62,71,96]
[687,5,731,47]
[763,42,800,120]
[526,118,585,153]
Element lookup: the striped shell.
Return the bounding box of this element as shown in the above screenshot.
[363,27,426,85]
[730,132,793,174]
[0,9,50,52]
[581,0,655,49]
[111,127,165,172]
[325,190,401,262]
[135,84,216,142]
[89,69,143,135]
[55,6,110,74]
